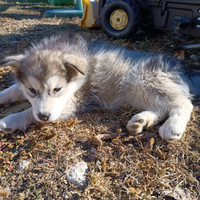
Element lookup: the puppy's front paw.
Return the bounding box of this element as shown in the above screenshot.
[0,108,36,134]
[0,119,16,134]
[159,119,185,142]
[0,113,28,134]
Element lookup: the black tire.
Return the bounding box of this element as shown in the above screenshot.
[100,0,140,39]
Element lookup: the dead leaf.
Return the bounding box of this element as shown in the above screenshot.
[174,50,185,57]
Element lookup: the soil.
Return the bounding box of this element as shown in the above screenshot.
[0,1,200,200]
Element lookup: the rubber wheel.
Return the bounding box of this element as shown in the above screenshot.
[100,0,140,39]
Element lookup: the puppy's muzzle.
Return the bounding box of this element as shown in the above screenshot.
[38,112,51,121]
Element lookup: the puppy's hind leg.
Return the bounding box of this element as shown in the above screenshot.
[159,96,193,142]
[0,84,25,104]
[127,89,193,142]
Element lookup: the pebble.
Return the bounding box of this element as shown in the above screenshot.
[17,160,30,172]
[66,161,88,187]
[193,62,200,66]
[11,41,18,44]
[190,54,200,60]
[177,55,185,61]
[62,192,69,199]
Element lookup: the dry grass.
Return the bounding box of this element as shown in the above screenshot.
[0,106,200,199]
[0,1,200,199]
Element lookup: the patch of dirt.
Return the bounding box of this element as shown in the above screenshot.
[0,1,200,200]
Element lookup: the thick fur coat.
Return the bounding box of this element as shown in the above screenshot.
[0,33,195,142]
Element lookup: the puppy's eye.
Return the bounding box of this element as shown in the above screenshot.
[53,87,62,93]
[29,88,36,95]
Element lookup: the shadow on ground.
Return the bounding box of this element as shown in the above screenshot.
[0,22,84,54]
[0,0,70,19]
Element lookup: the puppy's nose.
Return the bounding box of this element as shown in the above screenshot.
[38,112,50,121]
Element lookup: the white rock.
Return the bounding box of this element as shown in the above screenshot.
[17,160,30,172]
[177,55,185,61]
[190,54,200,60]
[193,62,200,66]
[11,41,18,44]
[62,192,69,199]
[66,161,88,187]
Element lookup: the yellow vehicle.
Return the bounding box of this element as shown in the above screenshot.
[79,0,200,39]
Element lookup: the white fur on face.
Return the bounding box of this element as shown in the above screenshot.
[22,75,84,122]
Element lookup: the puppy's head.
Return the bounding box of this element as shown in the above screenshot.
[0,50,88,122]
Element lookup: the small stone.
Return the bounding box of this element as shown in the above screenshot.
[62,192,69,199]
[177,55,185,61]
[193,62,200,66]
[17,160,30,172]
[11,41,18,44]
[190,54,200,60]
[66,161,88,187]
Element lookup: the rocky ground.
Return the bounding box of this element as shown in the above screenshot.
[0,1,200,199]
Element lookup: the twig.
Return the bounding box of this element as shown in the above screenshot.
[174,180,183,191]
[146,153,157,160]
[55,174,66,185]
[41,159,55,167]
[15,124,35,139]
[87,113,112,134]
[135,137,144,149]
[0,145,6,151]
[0,156,12,171]
[158,173,178,180]
[20,129,29,140]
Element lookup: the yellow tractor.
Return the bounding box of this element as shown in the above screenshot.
[79,0,200,39]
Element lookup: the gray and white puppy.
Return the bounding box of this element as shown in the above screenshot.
[0,33,196,142]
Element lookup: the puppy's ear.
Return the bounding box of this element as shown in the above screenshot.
[0,55,26,73]
[63,55,87,75]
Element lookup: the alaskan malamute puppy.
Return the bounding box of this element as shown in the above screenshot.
[0,33,196,142]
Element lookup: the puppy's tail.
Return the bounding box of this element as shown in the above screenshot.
[190,75,200,96]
